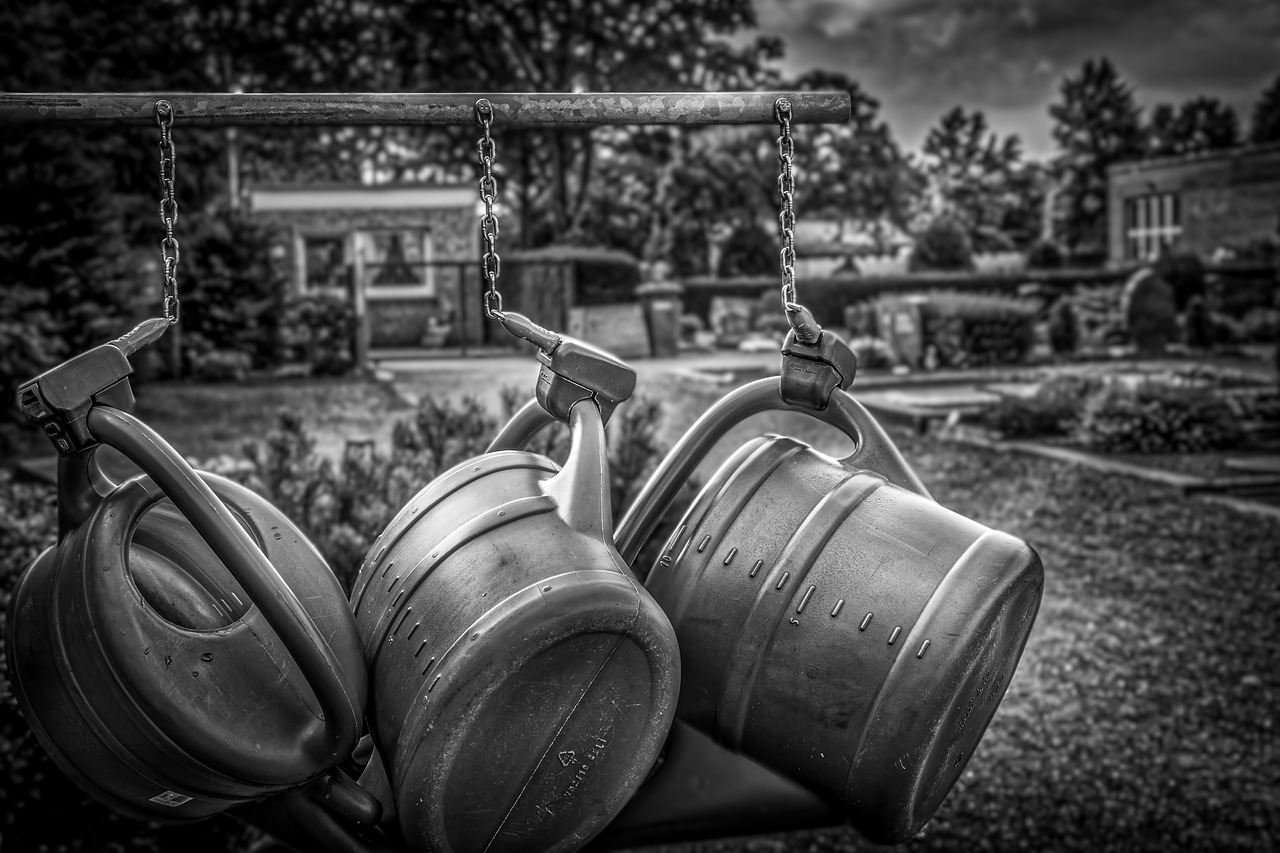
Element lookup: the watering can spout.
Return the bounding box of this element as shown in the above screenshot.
[545,399,612,540]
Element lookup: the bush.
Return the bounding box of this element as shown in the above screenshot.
[1183,296,1213,349]
[1025,239,1066,270]
[1076,380,1243,453]
[1152,250,1206,312]
[1047,298,1080,355]
[979,373,1104,439]
[278,293,356,376]
[908,216,975,273]
[178,208,287,374]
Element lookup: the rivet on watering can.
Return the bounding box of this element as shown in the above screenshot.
[831,599,845,617]
[860,612,873,631]
[797,585,815,614]
[749,559,763,578]
[917,640,931,659]
[888,626,902,645]
[776,572,790,590]
[697,535,711,553]
[724,547,737,565]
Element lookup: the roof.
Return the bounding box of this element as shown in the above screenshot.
[1107,141,1280,176]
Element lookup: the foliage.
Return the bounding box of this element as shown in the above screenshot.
[1183,295,1213,349]
[908,215,975,272]
[1025,239,1066,270]
[1049,58,1145,257]
[177,208,287,372]
[919,106,1040,249]
[1047,298,1081,355]
[1249,73,1280,144]
[1146,96,1241,157]
[1151,249,1206,312]
[1076,380,1243,453]
[788,71,923,250]
[379,0,780,244]
[278,294,356,376]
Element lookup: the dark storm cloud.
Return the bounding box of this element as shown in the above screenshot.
[748,0,1280,156]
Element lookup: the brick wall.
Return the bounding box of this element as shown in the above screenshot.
[1108,145,1280,262]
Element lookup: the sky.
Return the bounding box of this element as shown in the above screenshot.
[739,0,1280,160]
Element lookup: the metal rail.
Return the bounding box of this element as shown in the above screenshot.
[0,91,849,127]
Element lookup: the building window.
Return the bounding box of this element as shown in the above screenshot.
[357,229,434,299]
[302,236,346,292]
[1124,193,1181,261]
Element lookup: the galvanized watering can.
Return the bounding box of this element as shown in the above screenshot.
[6,326,368,822]
[613,330,1044,844]
[350,326,681,853]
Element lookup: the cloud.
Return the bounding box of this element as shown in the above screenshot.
[747,0,1280,157]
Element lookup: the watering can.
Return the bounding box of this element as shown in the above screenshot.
[608,328,1044,844]
[351,320,681,853]
[6,322,370,823]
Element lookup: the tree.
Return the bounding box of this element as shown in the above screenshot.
[374,0,781,245]
[1251,74,1280,144]
[919,106,1036,250]
[1146,96,1240,156]
[787,70,923,252]
[1049,58,1145,259]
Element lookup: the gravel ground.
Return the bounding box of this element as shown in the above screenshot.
[624,419,1279,853]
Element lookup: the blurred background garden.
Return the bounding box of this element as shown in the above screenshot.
[1,1,1278,851]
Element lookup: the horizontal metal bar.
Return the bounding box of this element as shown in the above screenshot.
[0,91,849,128]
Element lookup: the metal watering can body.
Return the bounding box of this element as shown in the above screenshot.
[616,343,1043,844]
[7,339,367,822]
[351,341,680,853]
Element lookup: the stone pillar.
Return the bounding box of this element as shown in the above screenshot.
[636,261,684,358]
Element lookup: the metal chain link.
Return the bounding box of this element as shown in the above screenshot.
[155,100,180,325]
[775,97,797,317]
[475,99,503,320]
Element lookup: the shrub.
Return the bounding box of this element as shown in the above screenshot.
[1076,380,1243,453]
[1183,296,1213,349]
[178,208,287,373]
[1025,239,1066,270]
[1152,250,1206,312]
[278,293,356,376]
[979,373,1104,439]
[1047,298,1080,355]
[908,215,975,273]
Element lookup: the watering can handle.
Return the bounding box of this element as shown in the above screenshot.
[614,377,930,565]
[85,405,363,770]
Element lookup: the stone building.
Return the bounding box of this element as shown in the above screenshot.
[1107,143,1280,264]
[247,183,482,355]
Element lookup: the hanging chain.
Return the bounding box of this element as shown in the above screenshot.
[475,99,503,320]
[774,97,819,345]
[156,100,180,325]
[776,97,797,316]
